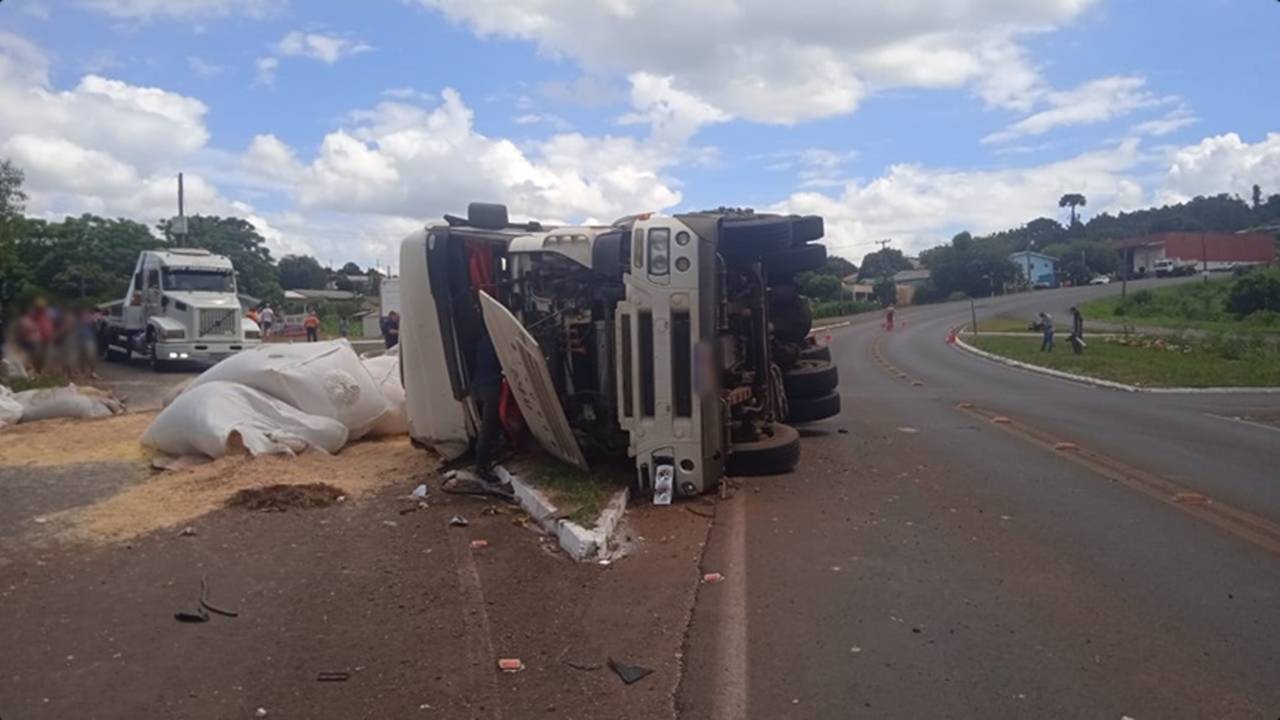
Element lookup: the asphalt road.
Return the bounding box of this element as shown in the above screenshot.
[679,279,1280,719]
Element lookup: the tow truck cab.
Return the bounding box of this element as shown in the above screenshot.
[400,203,838,499]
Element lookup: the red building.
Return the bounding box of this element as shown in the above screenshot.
[1109,232,1275,275]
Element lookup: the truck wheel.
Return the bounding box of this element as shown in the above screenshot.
[148,340,168,372]
[726,423,801,476]
[783,359,839,398]
[785,392,840,424]
[719,215,794,261]
[763,243,826,278]
[790,215,824,243]
[800,344,831,362]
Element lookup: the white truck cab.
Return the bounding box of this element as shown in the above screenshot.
[100,248,260,369]
[401,203,841,501]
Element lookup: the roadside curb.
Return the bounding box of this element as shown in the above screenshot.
[953,329,1280,395]
[810,319,852,333]
[494,464,629,561]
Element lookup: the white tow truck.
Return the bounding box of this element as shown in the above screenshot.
[399,203,840,501]
[98,248,260,370]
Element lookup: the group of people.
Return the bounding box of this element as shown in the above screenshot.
[1,298,101,379]
[1038,307,1086,354]
[245,305,277,338]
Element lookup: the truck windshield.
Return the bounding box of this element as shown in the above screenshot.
[163,269,236,292]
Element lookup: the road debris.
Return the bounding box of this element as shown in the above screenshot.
[200,576,239,618]
[897,427,919,434]
[410,483,429,499]
[448,515,470,527]
[836,428,849,434]
[1053,441,1080,452]
[316,671,350,682]
[991,416,1011,424]
[607,657,654,685]
[173,607,209,623]
[178,526,197,537]
[702,572,724,584]
[255,708,269,718]
[497,658,525,673]
[470,539,489,550]
[227,483,345,512]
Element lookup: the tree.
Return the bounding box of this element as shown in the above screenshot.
[1252,184,1263,211]
[857,248,912,280]
[0,159,27,307]
[278,254,329,290]
[1058,193,1087,227]
[821,255,858,279]
[795,271,843,301]
[340,261,363,276]
[872,277,896,306]
[18,215,160,301]
[1043,239,1119,285]
[164,216,282,302]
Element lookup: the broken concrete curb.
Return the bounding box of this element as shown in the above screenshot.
[494,465,628,561]
[954,329,1280,395]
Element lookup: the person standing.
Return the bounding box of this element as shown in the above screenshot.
[338,315,349,339]
[884,304,896,332]
[472,331,508,488]
[381,310,400,349]
[1039,312,1055,352]
[1069,306,1085,355]
[259,305,275,338]
[303,309,320,342]
[75,307,99,379]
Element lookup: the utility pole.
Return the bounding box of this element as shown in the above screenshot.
[172,172,189,241]
[1121,247,1129,300]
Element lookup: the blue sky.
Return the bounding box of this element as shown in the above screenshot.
[1,0,1277,268]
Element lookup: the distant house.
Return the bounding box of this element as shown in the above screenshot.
[283,289,360,303]
[1010,251,1058,288]
[892,269,932,305]
[1109,232,1275,275]
[841,274,875,301]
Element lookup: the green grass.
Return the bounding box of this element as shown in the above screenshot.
[971,335,1280,388]
[1080,279,1278,335]
[1,373,71,392]
[528,455,626,528]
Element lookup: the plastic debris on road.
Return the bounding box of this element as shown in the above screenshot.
[607,657,654,685]
[702,572,724,583]
[470,539,489,550]
[497,658,524,673]
[448,515,469,527]
[897,426,919,434]
[410,483,428,499]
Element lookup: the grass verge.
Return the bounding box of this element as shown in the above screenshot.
[1080,279,1279,335]
[970,334,1280,388]
[528,455,626,528]
[974,316,1035,333]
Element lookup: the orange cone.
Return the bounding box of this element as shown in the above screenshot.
[946,329,957,344]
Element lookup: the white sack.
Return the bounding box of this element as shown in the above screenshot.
[15,385,124,422]
[142,380,349,458]
[0,386,23,428]
[189,340,390,439]
[362,354,409,436]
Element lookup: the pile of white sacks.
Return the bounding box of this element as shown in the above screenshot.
[142,339,408,459]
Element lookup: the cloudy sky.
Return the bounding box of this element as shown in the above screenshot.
[1,0,1278,269]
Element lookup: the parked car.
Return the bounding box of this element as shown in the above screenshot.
[1088,275,1112,285]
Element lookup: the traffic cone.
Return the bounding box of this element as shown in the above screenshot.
[946,328,957,345]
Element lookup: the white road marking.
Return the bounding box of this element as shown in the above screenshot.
[1204,413,1280,434]
[712,493,749,720]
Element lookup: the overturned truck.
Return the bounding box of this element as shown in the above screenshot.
[399,203,840,501]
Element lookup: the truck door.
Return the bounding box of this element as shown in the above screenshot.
[123,256,146,329]
[142,257,163,323]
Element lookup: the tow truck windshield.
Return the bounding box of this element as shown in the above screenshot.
[163,268,236,292]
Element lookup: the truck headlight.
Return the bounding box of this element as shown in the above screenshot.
[647,228,670,276]
[162,328,186,340]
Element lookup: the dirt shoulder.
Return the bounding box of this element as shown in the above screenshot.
[0,414,711,720]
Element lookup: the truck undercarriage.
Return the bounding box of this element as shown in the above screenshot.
[400,204,841,501]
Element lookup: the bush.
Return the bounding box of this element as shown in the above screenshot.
[812,299,880,319]
[1225,267,1280,318]
[946,291,968,302]
[1244,309,1280,327]
[1130,289,1154,305]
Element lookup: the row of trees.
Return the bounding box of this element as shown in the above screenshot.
[854,190,1280,303]
[0,159,378,312]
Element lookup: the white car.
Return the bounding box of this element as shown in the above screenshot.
[1088,275,1112,285]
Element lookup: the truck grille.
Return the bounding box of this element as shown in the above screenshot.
[198,308,237,338]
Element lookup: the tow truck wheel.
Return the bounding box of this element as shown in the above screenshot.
[763,243,826,278]
[785,391,841,424]
[147,338,168,372]
[782,359,839,398]
[726,423,801,476]
[790,215,825,244]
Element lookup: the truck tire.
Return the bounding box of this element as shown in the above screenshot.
[769,283,814,344]
[147,338,169,372]
[785,391,840,424]
[790,215,824,243]
[726,423,801,476]
[719,215,794,261]
[763,243,826,278]
[783,359,839,398]
[800,344,831,362]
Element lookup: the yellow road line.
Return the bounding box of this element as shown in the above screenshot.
[955,403,1280,557]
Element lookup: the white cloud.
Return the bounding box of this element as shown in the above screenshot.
[187,56,224,78]
[984,75,1166,144]
[617,73,730,144]
[414,0,1096,124]
[245,88,682,226]
[79,0,284,20]
[275,31,372,64]
[1133,106,1196,137]
[254,56,278,85]
[773,140,1149,257]
[1160,133,1280,204]
[761,148,858,189]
